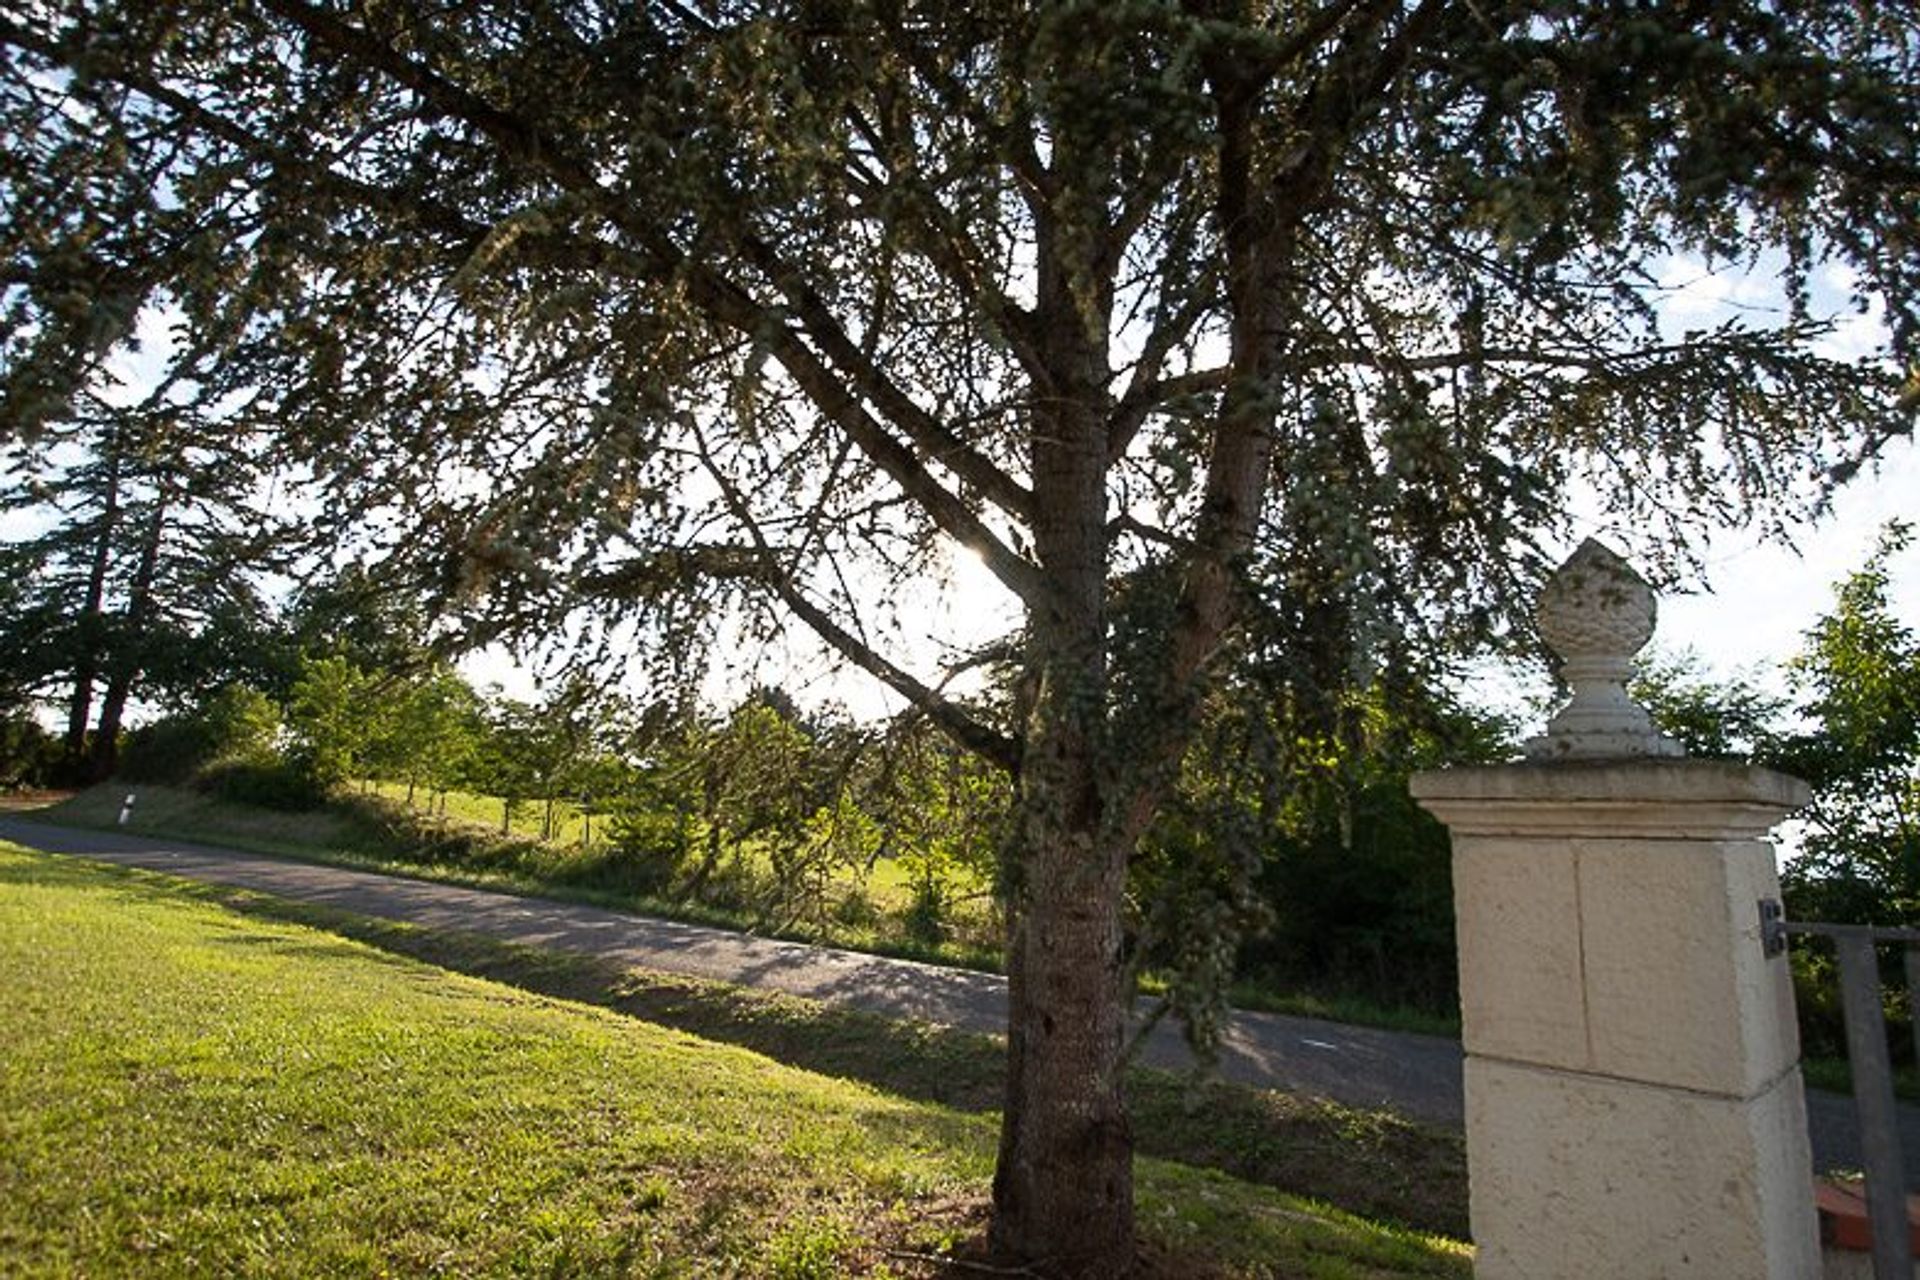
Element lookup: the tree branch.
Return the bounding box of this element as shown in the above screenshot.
[684,421,1021,772]
[257,0,1053,611]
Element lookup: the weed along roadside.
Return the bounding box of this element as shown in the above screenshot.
[0,841,1473,1277]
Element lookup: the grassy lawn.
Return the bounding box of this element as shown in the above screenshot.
[0,844,1471,1277]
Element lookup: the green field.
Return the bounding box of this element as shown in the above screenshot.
[0,844,1471,1277]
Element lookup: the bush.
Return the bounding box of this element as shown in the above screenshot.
[119,686,285,786]
[603,806,694,897]
[194,759,328,812]
[902,874,948,946]
[0,717,60,789]
[119,717,223,784]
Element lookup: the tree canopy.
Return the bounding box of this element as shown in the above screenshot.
[1773,522,1920,923]
[3,2,1916,1271]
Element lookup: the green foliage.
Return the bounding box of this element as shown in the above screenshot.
[1774,523,1920,924]
[285,656,387,789]
[1631,648,1785,760]
[1132,646,1515,1041]
[0,716,59,788]
[192,758,327,812]
[0,384,289,784]
[119,684,284,785]
[371,666,482,807]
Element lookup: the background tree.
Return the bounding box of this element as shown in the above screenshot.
[3,4,1916,1270]
[284,655,386,791]
[1631,648,1786,760]
[0,385,284,780]
[470,696,545,835]
[375,666,484,810]
[1773,523,1920,925]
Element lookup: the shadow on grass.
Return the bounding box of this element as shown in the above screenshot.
[115,873,1470,1239]
[0,848,1467,1238]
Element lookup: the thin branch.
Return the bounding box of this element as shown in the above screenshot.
[687,418,1021,772]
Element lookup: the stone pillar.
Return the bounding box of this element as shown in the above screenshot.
[1412,540,1819,1280]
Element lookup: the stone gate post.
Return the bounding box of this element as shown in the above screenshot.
[1412,539,1819,1279]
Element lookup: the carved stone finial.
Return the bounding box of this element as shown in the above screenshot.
[1525,538,1683,761]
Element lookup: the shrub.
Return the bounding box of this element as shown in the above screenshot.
[0,717,59,789]
[118,716,222,784]
[902,874,948,946]
[119,686,285,785]
[603,805,694,897]
[194,759,328,812]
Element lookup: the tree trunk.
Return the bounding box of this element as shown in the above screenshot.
[65,432,123,764]
[89,494,165,782]
[989,247,1133,1272]
[991,750,1133,1276]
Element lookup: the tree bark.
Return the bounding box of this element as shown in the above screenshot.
[89,494,165,781]
[992,754,1133,1276]
[989,233,1133,1272]
[64,430,123,765]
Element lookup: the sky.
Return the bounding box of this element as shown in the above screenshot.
[7,248,1911,736]
[1651,441,1917,681]
[457,427,1917,731]
[1627,256,1916,696]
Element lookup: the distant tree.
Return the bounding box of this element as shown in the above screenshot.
[375,667,484,809]
[1631,648,1785,760]
[1773,524,1920,925]
[664,697,818,904]
[865,716,1012,942]
[470,696,542,835]
[285,655,385,790]
[0,387,284,780]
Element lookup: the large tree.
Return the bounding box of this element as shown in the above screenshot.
[3,3,1916,1270]
[0,384,283,780]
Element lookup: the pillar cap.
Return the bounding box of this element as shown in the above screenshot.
[1411,760,1811,836]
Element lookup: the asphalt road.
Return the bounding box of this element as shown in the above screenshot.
[3,814,1913,1181]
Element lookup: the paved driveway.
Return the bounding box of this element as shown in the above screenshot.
[2,814,1910,1180]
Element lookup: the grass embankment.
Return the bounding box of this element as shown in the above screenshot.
[47,784,1007,972]
[0,844,1472,1277]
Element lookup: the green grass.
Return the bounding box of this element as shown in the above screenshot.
[0,844,1472,1277]
[365,777,590,844]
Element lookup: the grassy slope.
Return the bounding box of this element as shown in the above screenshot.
[0,845,1471,1278]
[48,784,1008,968]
